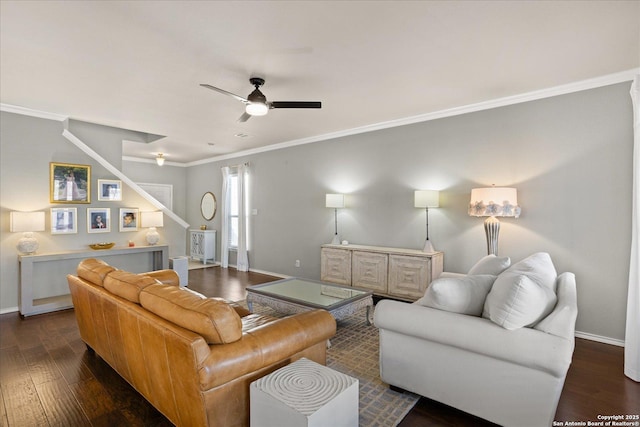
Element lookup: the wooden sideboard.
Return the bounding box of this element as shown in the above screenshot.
[321,244,443,301]
[18,245,169,317]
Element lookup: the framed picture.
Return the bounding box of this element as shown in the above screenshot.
[136,182,173,210]
[98,179,122,201]
[119,208,139,232]
[50,208,77,234]
[50,162,91,203]
[87,208,110,233]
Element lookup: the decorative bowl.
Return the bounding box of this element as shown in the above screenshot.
[89,242,115,250]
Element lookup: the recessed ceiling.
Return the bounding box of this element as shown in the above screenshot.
[1,1,638,164]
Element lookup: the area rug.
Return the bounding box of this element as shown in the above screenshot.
[245,302,419,426]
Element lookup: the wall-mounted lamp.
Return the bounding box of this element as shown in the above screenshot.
[414,190,440,252]
[10,211,45,254]
[141,211,163,245]
[156,153,165,166]
[469,186,520,255]
[325,194,345,245]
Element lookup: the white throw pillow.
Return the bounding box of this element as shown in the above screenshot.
[422,275,497,316]
[468,254,511,276]
[482,252,558,330]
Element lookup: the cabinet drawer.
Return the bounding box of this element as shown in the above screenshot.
[388,255,430,299]
[352,251,388,293]
[320,248,351,285]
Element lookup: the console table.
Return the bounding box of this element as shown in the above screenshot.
[18,245,168,317]
[321,244,443,301]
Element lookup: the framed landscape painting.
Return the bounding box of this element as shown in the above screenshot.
[50,162,91,203]
[51,208,77,234]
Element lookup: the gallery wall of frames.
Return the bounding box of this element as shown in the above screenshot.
[49,162,140,235]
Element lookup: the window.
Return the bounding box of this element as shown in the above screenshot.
[228,174,239,248]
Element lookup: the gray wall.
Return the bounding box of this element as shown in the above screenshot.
[1,82,633,342]
[188,82,633,342]
[0,113,188,312]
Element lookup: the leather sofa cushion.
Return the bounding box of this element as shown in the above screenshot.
[104,271,159,303]
[77,258,117,287]
[140,284,242,344]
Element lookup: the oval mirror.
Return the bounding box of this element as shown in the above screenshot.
[200,192,216,221]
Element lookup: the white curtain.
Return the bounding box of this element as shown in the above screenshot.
[236,163,249,272]
[626,75,640,382]
[220,166,231,268]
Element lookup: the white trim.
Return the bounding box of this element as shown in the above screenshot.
[122,156,187,167]
[248,268,290,279]
[186,67,640,166]
[575,330,625,347]
[62,128,190,229]
[0,104,67,121]
[0,306,19,315]
[4,68,638,167]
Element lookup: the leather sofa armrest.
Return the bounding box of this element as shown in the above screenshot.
[198,310,336,389]
[374,299,573,378]
[144,269,180,285]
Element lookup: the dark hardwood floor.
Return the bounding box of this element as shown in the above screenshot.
[1,266,638,426]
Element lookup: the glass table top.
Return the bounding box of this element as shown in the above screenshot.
[246,278,371,309]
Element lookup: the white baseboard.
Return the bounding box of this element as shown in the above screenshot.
[0,306,19,315]
[575,330,625,347]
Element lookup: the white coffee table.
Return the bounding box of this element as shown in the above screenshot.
[246,277,374,324]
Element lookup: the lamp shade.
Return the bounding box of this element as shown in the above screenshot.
[141,211,164,228]
[414,190,439,208]
[469,187,520,218]
[10,211,45,232]
[326,194,345,208]
[156,153,165,166]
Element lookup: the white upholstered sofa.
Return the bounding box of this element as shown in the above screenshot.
[374,253,577,427]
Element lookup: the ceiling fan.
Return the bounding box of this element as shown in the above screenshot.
[200,77,322,122]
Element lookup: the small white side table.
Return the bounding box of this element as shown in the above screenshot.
[250,358,358,427]
[189,229,216,264]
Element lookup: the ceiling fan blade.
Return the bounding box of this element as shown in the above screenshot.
[270,101,322,109]
[200,84,248,103]
[237,112,252,122]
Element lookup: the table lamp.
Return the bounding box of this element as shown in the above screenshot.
[468,187,520,255]
[326,194,345,245]
[141,211,163,245]
[414,190,439,252]
[10,211,45,254]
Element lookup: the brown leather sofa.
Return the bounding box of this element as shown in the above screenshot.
[67,258,336,427]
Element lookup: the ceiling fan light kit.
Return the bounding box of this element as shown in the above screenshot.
[200,77,321,122]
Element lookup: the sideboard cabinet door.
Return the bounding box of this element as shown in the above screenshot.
[352,251,388,293]
[320,247,351,285]
[388,255,430,299]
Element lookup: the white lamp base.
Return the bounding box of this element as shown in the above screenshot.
[146,227,160,245]
[422,238,435,253]
[17,232,39,254]
[484,216,500,255]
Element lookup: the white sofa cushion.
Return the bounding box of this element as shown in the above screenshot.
[420,275,496,316]
[483,252,558,330]
[467,254,511,276]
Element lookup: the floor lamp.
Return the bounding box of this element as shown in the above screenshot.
[326,194,345,245]
[468,187,520,255]
[414,190,439,252]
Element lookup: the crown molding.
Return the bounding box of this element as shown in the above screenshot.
[189,68,639,166]
[0,103,68,121]
[122,156,186,167]
[5,67,638,167]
